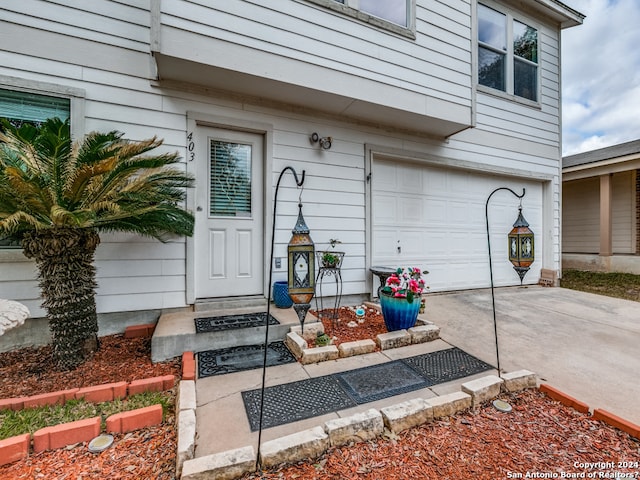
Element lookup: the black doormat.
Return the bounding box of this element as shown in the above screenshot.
[194,312,279,334]
[197,341,295,378]
[242,376,357,431]
[401,347,494,384]
[335,361,431,404]
[241,347,493,431]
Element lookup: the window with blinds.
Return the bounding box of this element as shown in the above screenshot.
[209,140,252,217]
[0,88,70,128]
[0,88,71,248]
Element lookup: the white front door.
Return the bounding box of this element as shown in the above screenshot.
[194,128,264,298]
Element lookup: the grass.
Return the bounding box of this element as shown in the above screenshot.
[561,269,640,301]
[0,391,173,441]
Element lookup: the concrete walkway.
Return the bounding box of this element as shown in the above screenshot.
[189,285,639,470]
[426,286,640,424]
[193,338,495,459]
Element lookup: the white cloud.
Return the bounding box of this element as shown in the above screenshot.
[561,0,640,155]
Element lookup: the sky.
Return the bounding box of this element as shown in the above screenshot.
[561,0,640,156]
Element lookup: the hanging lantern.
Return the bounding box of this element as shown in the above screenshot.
[288,202,315,331]
[508,205,534,284]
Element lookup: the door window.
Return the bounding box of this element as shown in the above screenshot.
[209,140,252,217]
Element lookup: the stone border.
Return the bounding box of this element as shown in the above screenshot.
[284,319,440,364]
[179,370,538,479]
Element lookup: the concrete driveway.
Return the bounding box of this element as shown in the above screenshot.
[427,286,640,424]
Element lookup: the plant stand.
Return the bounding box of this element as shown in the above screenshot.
[314,253,344,326]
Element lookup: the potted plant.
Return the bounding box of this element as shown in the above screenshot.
[318,238,344,268]
[379,267,428,331]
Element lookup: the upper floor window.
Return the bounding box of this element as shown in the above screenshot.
[478,3,539,102]
[309,0,415,37]
[334,0,409,27]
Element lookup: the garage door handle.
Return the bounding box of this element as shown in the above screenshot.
[397,246,401,253]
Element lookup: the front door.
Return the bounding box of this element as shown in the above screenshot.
[194,128,264,298]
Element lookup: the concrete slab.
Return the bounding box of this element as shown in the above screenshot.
[189,285,640,472]
[427,286,640,424]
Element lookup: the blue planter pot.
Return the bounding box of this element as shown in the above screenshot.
[273,281,293,308]
[379,292,421,331]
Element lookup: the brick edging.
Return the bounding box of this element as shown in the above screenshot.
[539,383,640,440]
[0,375,175,412]
[0,404,164,465]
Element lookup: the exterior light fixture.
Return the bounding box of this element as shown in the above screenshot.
[310,132,332,150]
[508,205,534,284]
[287,202,315,332]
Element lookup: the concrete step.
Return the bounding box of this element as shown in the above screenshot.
[151,305,311,363]
[194,296,267,312]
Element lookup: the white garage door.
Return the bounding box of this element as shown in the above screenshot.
[371,158,543,292]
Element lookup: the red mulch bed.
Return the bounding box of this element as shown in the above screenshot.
[0,334,180,399]
[0,335,180,479]
[244,389,640,480]
[308,306,388,348]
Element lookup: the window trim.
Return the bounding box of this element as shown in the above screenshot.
[476,1,541,107]
[0,75,86,140]
[0,76,86,256]
[304,0,417,39]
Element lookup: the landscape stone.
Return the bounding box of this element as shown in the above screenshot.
[176,408,196,477]
[284,331,307,359]
[181,446,255,480]
[427,391,472,418]
[324,409,383,446]
[290,322,324,342]
[380,398,433,433]
[178,380,196,412]
[300,345,339,364]
[338,339,376,358]
[501,370,537,392]
[461,375,504,407]
[408,324,440,343]
[375,330,411,350]
[260,426,329,468]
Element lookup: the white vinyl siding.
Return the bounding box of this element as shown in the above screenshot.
[156,0,471,115]
[0,0,565,316]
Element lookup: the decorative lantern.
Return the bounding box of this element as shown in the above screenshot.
[508,205,534,284]
[288,202,315,331]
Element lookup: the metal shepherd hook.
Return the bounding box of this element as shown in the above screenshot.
[256,166,306,473]
[485,187,525,377]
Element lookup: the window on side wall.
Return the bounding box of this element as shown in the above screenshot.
[0,88,71,248]
[478,3,539,103]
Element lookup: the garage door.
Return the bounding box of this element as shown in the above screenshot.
[371,158,543,292]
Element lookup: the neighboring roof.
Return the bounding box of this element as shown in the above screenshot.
[563,139,640,169]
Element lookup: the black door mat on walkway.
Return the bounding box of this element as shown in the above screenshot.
[241,347,493,431]
[335,361,431,404]
[197,342,296,378]
[242,376,357,431]
[402,347,494,384]
[194,312,279,334]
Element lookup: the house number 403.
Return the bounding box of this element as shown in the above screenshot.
[187,132,195,161]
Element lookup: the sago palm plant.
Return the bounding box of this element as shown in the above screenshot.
[0,118,194,370]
